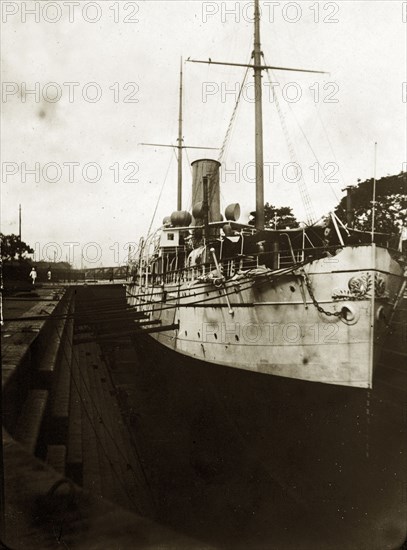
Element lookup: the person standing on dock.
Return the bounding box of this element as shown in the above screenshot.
[47,267,52,282]
[29,267,37,286]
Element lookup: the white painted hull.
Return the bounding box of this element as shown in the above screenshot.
[127,244,405,389]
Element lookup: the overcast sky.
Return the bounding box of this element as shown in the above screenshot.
[2,0,406,267]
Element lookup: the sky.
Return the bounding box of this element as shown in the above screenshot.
[1,0,406,267]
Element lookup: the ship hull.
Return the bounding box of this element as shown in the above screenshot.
[124,243,406,547]
[130,316,406,549]
[128,244,405,389]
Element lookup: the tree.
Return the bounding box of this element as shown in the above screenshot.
[249,203,299,229]
[0,234,34,262]
[335,171,406,235]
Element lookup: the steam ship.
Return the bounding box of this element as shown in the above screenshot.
[126,0,406,390]
[125,2,407,546]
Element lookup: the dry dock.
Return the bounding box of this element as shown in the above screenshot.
[2,282,407,549]
[1,284,208,549]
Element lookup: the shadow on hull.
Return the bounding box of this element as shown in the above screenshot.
[105,318,407,550]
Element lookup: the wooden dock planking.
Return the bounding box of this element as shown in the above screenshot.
[66,345,83,484]
[5,284,154,512]
[90,342,155,515]
[79,345,103,498]
[84,343,129,508]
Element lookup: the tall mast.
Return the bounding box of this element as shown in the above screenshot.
[177,57,183,210]
[139,57,218,212]
[253,0,264,230]
[188,0,326,231]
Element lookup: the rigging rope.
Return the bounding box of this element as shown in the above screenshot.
[269,70,346,219]
[145,153,174,240]
[264,60,317,225]
[263,55,348,222]
[217,62,250,164]
[315,104,349,192]
[287,101,342,206]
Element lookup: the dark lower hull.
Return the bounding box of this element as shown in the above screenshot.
[125,316,406,550]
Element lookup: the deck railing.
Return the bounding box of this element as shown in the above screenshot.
[130,245,322,289]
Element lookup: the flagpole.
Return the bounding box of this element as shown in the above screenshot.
[371,142,377,242]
